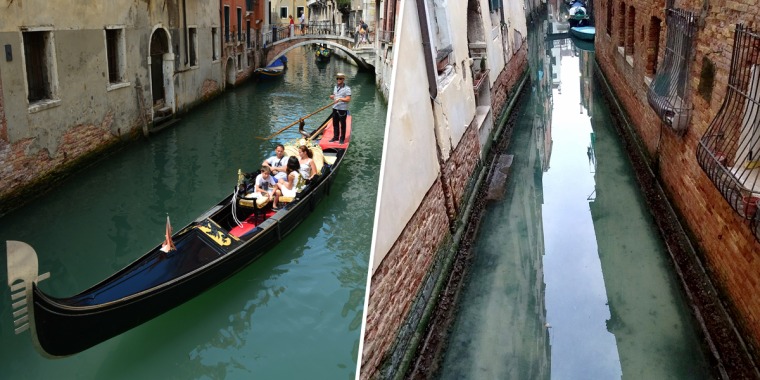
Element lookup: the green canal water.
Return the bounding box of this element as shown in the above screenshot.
[0,50,385,379]
[437,35,712,380]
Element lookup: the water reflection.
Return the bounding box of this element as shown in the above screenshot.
[0,47,384,379]
[438,6,710,379]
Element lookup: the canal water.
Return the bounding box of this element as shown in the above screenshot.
[437,36,712,379]
[0,48,385,379]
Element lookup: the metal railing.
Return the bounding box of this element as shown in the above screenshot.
[262,22,345,47]
[646,7,696,133]
[378,30,394,44]
[697,24,760,238]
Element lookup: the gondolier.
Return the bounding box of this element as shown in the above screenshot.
[330,73,351,144]
[5,111,353,358]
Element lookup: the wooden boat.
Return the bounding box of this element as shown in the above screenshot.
[6,112,353,357]
[568,1,590,27]
[572,36,595,52]
[315,45,332,62]
[569,26,596,42]
[255,56,288,79]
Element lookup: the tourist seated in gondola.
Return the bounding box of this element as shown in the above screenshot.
[251,166,277,203]
[272,156,303,210]
[298,145,318,181]
[262,144,290,183]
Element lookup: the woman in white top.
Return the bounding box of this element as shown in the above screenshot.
[298,145,318,180]
[273,157,302,210]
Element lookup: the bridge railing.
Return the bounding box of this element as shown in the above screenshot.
[262,22,347,47]
[377,30,394,44]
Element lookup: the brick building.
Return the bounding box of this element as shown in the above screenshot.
[595,0,760,368]
[360,0,529,377]
[0,0,271,215]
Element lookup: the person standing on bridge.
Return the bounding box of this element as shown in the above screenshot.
[299,12,306,35]
[289,15,295,37]
[329,73,351,145]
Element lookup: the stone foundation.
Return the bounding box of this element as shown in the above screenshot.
[0,113,126,216]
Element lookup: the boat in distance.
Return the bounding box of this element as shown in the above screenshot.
[569,26,596,42]
[254,56,288,79]
[6,112,353,357]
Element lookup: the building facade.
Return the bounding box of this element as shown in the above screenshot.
[595,0,760,367]
[360,0,529,377]
[0,0,271,214]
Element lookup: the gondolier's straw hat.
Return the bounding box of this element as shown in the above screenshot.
[336,73,346,79]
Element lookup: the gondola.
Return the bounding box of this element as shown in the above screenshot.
[254,56,288,79]
[567,1,590,27]
[315,45,332,63]
[569,26,596,42]
[6,112,353,357]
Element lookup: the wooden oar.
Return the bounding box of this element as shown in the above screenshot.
[256,102,334,140]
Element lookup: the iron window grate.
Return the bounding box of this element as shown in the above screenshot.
[697,24,760,237]
[646,7,696,133]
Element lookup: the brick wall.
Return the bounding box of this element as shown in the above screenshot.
[201,79,221,100]
[0,113,123,215]
[443,122,482,214]
[361,46,528,378]
[492,44,528,119]
[361,179,451,380]
[596,0,760,358]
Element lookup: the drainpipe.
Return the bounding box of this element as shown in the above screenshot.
[183,0,189,65]
[415,0,437,99]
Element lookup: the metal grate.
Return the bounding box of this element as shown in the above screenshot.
[697,24,760,237]
[646,7,696,133]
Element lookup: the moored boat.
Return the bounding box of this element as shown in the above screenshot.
[6,112,352,357]
[315,45,332,62]
[255,56,288,79]
[568,1,590,27]
[570,26,596,42]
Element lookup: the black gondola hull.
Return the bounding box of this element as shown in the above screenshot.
[8,113,350,357]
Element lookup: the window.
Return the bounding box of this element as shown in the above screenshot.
[237,8,242,42]
[22,29,58,104]
[212,27,219,61]
[237,53,242,71]
[488,0,501,13]
[626,6,636,55]
[105,27,126,85]
[246,0,253,11]
[646,8,695,133]
[645,17,661,77]
[426,0,454,76]
[280,7,288,19]
[224,6,230,42]
[698,24,760,235]
[606,1,613,35]
[189,27,198,66]
[246,20,251,48]
[617,3,626,48]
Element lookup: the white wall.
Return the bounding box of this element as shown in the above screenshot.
[370,0,440,272]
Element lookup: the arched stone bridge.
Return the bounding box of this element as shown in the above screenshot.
[263,34,375,71]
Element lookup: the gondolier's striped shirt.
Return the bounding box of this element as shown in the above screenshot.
[333,84,351,111]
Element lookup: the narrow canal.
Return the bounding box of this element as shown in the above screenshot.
[436,28,712,380]
[0,48,385,379]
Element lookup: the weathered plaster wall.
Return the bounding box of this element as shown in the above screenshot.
[0,1,226,214]
[595,0,760,359]
[371,0,441,271]
[363,0,528,377]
